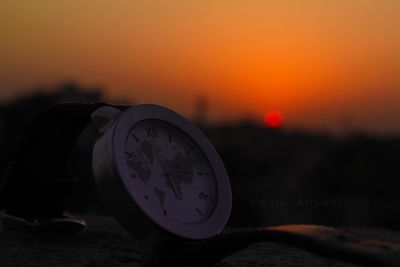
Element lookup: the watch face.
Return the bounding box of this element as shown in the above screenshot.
[93,104,231,239]
[125,119,217,224]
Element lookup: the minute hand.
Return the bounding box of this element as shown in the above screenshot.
[151,141,182,200]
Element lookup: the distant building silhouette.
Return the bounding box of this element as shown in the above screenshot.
[194,96,209,126]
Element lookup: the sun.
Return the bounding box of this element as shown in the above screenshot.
[264,110,283,128]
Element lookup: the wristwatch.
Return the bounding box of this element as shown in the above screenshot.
[1,102,232,265]
[2,103,400,267]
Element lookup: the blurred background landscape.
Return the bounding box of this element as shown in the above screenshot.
[1,83,399,230]
[1,1,400,230]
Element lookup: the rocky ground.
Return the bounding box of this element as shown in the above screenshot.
[1,213,399,267]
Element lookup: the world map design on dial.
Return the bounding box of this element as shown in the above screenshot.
[125,119,217,224]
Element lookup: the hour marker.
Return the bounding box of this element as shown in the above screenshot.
[168,135,172,142]
[197,172,204,175]
[185,150,191,156]
[145,127,158,138]
[132,134,140,143]
[126,152,133,157]
[195,208,204,216]
[131,174,136,178]
[163,210,167,216]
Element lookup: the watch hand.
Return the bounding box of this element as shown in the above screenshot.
[164,172,182,200]
[151,140,182,200]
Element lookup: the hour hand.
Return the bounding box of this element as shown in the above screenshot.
[151,141,182,200]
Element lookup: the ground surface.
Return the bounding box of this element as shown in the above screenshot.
[1,213,399,267]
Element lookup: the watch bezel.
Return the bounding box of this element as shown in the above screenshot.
[108,104,231,239]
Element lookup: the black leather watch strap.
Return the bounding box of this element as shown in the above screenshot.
[1,102,108,219]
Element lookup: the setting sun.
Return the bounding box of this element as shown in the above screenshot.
[264,111,283,128]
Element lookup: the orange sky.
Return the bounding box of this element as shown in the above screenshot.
[1,1,400,135]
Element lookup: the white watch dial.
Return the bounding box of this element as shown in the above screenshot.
[125,119,217,224]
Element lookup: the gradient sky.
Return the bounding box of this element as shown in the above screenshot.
[1,1,400,135]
